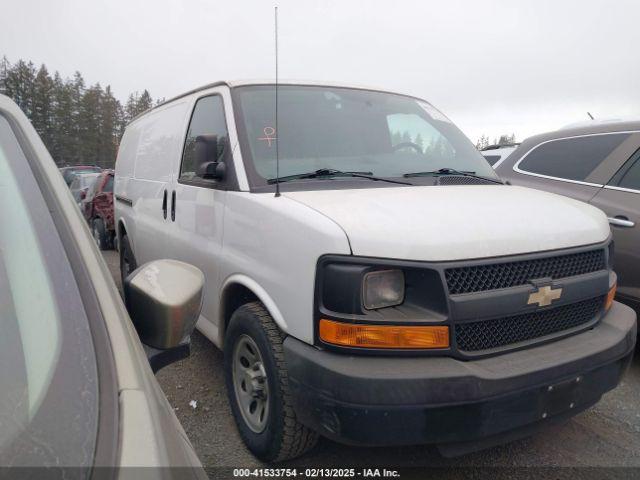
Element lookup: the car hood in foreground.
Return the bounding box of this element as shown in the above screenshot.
[284,185,610,261]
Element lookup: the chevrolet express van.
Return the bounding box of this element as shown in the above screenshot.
[114,81,636,462]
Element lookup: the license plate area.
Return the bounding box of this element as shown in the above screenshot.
[539,375,585,418]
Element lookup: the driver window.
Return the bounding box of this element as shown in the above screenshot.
[180,95,228,181]
[387,113,456,161]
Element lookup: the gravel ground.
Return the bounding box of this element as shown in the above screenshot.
[103,250,640,472]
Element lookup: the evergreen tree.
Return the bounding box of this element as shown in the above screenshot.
[1,55,151,167]
[70,71,86,164]
[51,71,75,165]
[475,134,490,150]
[79,83,106,165]
[137,89,153,113]
[124,89,154,123]
[124,92,139,123]
[5,60,37,117]
[100,85,123,167]
[498,133,516,145]
[0,56,10,95]
[32,65,54,148]
[414,133,424,152]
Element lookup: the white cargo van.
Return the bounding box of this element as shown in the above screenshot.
[114,81,636,461]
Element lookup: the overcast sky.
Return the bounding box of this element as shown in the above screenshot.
[2,0,640,143]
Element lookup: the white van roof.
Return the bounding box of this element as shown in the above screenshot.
[131,80,426,123]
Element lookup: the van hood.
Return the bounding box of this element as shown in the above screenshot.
[284,185,610,261]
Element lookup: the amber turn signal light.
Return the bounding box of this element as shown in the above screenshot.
[605,283,617,311]
[319,319,449,349]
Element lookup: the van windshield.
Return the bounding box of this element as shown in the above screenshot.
[233,85,497,188]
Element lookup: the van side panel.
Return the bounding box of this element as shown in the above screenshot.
[115,101,191,266]
[114,125,138,249]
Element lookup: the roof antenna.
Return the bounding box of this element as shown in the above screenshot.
[274,6,281,197]
[587,112,594,120]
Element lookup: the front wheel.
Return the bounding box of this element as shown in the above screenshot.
[224,302,318,462]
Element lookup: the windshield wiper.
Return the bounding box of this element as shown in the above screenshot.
[403,168,504,184]
[268,168,413,185]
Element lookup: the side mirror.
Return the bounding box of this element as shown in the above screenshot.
[195,134,225,180]
[124,259,204,372]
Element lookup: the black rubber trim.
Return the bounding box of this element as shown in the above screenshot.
[115,194,133,207]
[0,110,120,475]
[144,340,190,374]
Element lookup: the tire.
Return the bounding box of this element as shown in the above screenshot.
[224,302,318,462]
[92,218,109,251]
[119,233,137,287]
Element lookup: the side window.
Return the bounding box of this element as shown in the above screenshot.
[518,134,630,182]
[180,95,228,181]
[610,153,640,191]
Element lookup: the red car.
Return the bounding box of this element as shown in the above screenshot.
[80,169,115,250]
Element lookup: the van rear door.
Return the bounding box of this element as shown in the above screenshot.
[128,101,191,265]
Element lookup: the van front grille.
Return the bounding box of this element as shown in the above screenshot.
[455,296,604,352]
[445,249,605,295]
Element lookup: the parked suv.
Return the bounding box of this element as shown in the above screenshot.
[81,169,115,250]
[115,81,636,462]
[496,122,640,313]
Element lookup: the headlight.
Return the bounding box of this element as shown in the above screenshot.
[362,269,405,310]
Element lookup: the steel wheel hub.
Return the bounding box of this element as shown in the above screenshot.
[232,334,269,433]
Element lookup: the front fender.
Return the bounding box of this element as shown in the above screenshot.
[219,273,287,342]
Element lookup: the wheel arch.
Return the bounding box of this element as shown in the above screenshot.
[117,218,127,241]
[219,274,288,347]
[117,218,130,250]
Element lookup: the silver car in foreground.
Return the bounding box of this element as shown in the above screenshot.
[0,95,207,478]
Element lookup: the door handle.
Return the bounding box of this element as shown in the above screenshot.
[608,216,635,228]
[162,189,168,219]
[171,190,176,221]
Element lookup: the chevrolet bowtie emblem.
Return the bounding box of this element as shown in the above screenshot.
[528,285,563,307]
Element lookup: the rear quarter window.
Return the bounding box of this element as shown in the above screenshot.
[610,152,640,191]
[518,133,630,182]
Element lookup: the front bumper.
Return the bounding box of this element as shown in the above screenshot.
[283,301,636,453]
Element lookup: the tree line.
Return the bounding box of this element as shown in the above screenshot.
[391,130,455,158]
[0,56,159,168]
[475,133,517,150]
[0,55,515,165]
